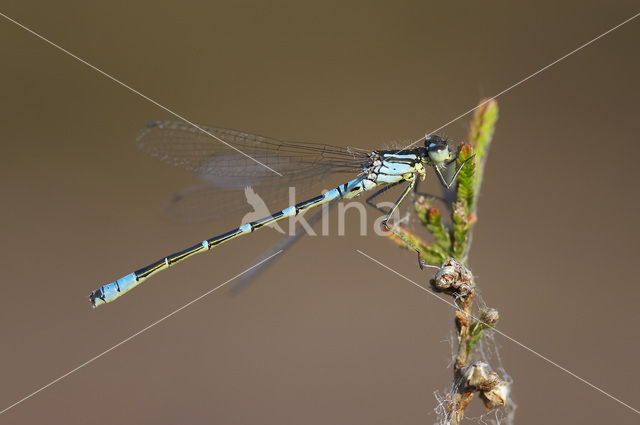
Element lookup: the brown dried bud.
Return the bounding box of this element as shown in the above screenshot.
[431,258,475,297]
[432,264,458,291]
[483,308,499,325]
[479,381,509,410]
[460,362,499,391]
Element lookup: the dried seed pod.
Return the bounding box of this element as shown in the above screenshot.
[483,308,499,325]
[480,381,510,410]
[431,258,475,297]
[460,361,499,391]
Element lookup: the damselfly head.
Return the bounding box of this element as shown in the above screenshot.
[425,135,452,165]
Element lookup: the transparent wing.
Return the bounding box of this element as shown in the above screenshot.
[228,202,334,293]
[161,183,304,224]
[136,120,369,187]
[159,151,358,223]
[138,120,370,223]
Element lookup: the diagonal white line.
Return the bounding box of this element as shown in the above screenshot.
[0,11,283,177]
[0,250,283,416]
[356,249,640,415]
[401,10,640,152]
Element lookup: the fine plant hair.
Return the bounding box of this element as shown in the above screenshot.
[385,100,514,424]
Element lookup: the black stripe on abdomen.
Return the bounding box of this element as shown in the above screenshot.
[251,210,285,230]
[209,227,243,246]
[295,194,325,212]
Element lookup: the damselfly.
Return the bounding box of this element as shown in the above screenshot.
[89,120,471,307]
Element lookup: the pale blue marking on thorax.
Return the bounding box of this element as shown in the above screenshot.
[379,153,417,174]
[366,152,423,185]
[379,160,413,175]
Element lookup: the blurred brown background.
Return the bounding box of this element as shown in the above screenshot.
[1,1,639,424]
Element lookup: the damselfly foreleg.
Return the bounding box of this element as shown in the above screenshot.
[365,180,405,214]
[379,178,427,269]
[434,155,476,189]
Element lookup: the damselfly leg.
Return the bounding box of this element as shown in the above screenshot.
[378,179,428,269]
[365,181,405,214]
[434,154,476,189]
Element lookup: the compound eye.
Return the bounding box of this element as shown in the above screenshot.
[425,134,444,148]
[425,135,446,152]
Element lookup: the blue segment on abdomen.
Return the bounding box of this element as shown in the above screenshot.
[324,188,341,201]
[282,206,297,217]
[92,272,137,305]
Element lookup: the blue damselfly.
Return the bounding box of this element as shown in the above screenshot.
[89,121,470,307]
